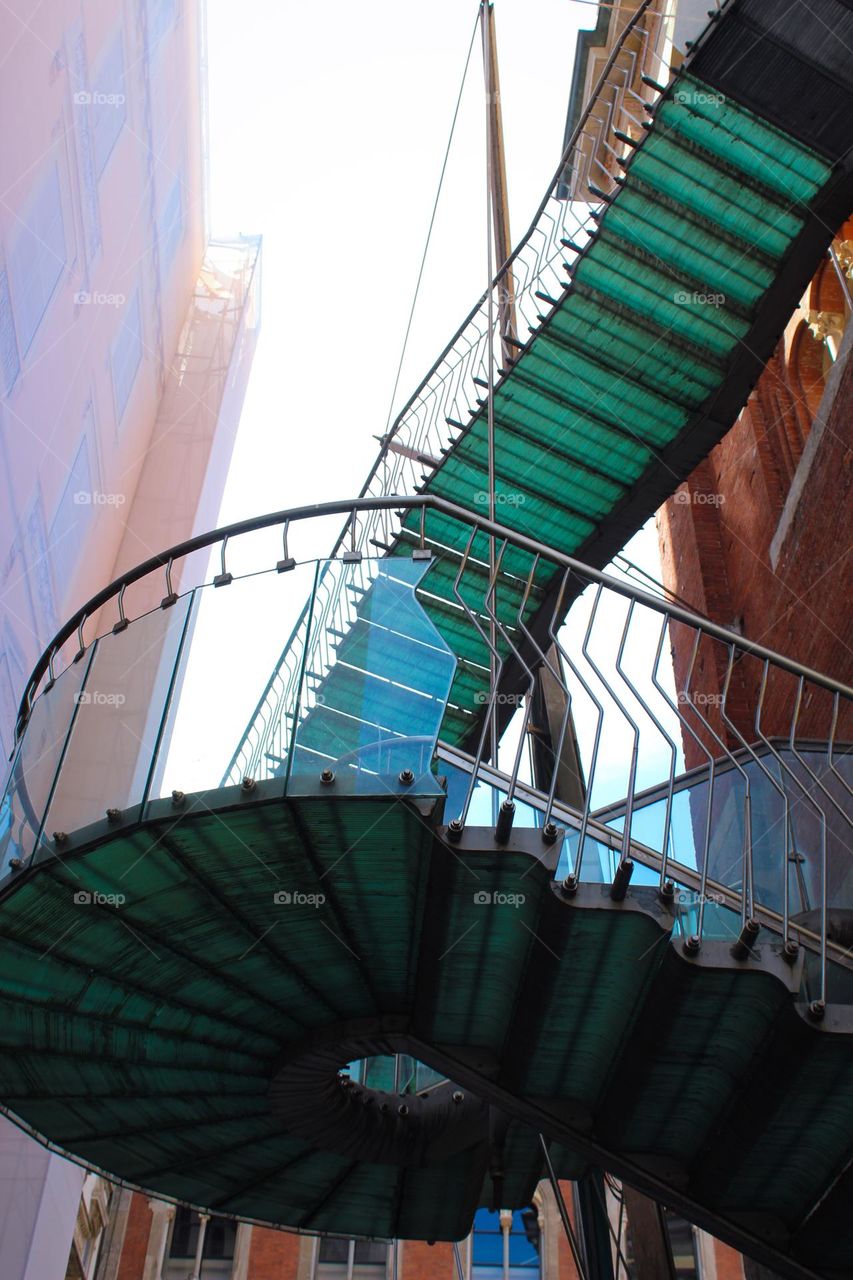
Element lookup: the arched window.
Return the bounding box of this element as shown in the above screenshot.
[471,1207,541,1278]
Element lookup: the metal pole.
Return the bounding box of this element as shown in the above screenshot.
[481,0,498,768]
[539,1135,588,1279]
[453,1240,467,1280]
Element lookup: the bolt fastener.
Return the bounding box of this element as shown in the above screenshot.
[398,768,415,785]
[320,768,335,785]
[241,777,256,793]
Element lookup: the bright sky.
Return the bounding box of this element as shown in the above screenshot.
[205,0,595,533]
[166,0,684,809]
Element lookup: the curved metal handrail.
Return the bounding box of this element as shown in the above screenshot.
[17,493,853,743]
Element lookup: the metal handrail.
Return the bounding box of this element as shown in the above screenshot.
[433,740,853,975]
[17,493,853,744]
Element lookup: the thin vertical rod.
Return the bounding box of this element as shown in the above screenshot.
[539,1136,588,1279]
[453,1241,466,1280]
[482,0,498,767]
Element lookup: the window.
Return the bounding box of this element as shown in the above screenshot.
[316,1237,388,1278]
[92,30,127,177]
[147,0,177,50]
[111,289,143,423]
[663,1211,700,1279]
[471,1208,541,1279]
[0,624,25,763]
[0,265,20,392]
[166,1208,236,1279]
[50,414,96,604]
[7,163,66,356]
[157,174,184,276]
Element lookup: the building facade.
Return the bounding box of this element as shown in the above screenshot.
[74,1179,751,1280]
[657,225,853,762]
[0,2,260,1278]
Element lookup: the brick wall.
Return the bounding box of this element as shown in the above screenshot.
[713,1238,746,1280]
[401,1239,456,1279]
[248,1225,304,1278]
[657,286,853,769]
[115,1194,152,1280]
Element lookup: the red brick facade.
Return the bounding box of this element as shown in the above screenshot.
[115,1194,154,1280]
[657,229,853,768]
[247,1224,305,1277]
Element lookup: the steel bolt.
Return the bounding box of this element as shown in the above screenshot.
[106,808,121,823]
[52,831,69,846]
[542,821,559,845]
[171,790,185,806]
[452,1091,464,1104]
[809,999,826,1022]
[241,776,256,793]
[398,768,415,785]
[320,768,335,785]
[683,934,701,956]
[446,818,464,843]
[560,873,578,897]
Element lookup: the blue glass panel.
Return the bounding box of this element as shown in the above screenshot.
[7,164,66,355]
[111,289,143,422]
[92,30,127,176]
[0,652,93,874]
[289,558,456,793]
[0,266,20,392]
[157,174,184,274]
[49,424,94,604]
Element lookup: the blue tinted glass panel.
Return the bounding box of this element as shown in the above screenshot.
[49,424,93,600]
[111,289,143,422]
[147,0,176,48]
[289,558,456,793]
[93,31,127,175]
[157,175,184,274]
[0,267,20,391]
[7,164,66,355]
